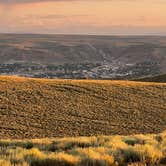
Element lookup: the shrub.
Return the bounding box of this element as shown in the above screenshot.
[74,148,115,166]
[31,158,76,166]
[54,152,79,165]
[154,135,163,143]
[31,153,79,166]
[133,144,163,165]
[0,140,11,147]
[47,143,58,152]
[123,137,145,146]
[80,154,115,166]
[23,142,34,149]
[24,148,45,163]
[122,148,141,163]
[123,138,139,146]
[128,163,146,166]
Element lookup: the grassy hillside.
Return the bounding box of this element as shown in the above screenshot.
[0,132,166,166]
[137,74,166,83]
[0,76,166,139]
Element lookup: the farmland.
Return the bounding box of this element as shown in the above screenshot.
[0,76,165,139]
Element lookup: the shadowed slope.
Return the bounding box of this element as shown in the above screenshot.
[0,76,165,139]
[137,74,166,83]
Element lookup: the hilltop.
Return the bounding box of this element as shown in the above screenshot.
[0,76,165,139]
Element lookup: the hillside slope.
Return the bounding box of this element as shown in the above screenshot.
[0,76,166,139]
[1,34,166,79]
[137,74,166,83]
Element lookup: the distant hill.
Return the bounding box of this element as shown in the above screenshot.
[0,76,165,139]
[0,34,166,79]
[137,74,166,83]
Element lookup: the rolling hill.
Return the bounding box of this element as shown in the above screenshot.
[0,76,165,139]
[0,34,166,79]
[137,74,166,83]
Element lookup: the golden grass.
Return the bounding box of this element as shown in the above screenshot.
[0,76,165,139]
[0,132,166,166]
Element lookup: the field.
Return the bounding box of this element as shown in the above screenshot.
[0,132,166,166]
[0,76,165,139]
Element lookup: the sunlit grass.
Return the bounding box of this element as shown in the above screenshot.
[0,132,165,166]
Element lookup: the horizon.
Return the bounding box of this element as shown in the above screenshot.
[1,32,166,37]
[0,0,166,35]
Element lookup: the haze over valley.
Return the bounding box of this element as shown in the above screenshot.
[0,34,166,79]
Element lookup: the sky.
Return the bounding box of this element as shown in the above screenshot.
[0,0,166,35]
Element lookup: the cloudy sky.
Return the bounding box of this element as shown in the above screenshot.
[0,0,166,35]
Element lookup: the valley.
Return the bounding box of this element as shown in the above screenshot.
[0,34,166,79]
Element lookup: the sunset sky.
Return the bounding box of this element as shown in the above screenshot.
[0,0,166,35]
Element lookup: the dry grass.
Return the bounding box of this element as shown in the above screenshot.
[0,132,166,166]
[0,76,166,139]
